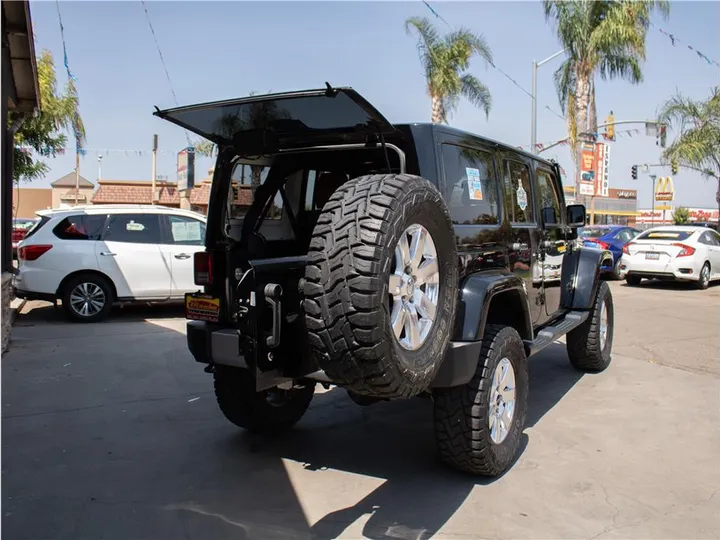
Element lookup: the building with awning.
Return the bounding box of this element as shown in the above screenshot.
[2,0,40,351]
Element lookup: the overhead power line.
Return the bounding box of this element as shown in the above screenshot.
[139,0,192,145]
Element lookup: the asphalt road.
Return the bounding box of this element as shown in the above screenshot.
[3,280,719,539]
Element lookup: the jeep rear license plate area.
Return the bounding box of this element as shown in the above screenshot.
[185,293,220,322]
[645,252,661,260]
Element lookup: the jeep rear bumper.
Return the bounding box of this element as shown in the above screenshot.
[187,320,483,388]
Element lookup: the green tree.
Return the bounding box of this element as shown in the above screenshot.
[543,1,669,150]
[10,49,85,183]
[671,206,690,224]
[405,17,493,124]
[657,86,720,217]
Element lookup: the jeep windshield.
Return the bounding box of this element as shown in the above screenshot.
[153,86,396,151]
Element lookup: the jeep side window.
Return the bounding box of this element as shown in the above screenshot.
[536,169,561,224]
[502,161,535,224]
[441,144,500,225]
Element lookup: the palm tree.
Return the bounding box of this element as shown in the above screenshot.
[543,1,669,150]
[405,17,493,124]
[658,86,720,217]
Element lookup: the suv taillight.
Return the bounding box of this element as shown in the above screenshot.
[672,243,695,257]
[194,251,212,286]
[19,244,53,261]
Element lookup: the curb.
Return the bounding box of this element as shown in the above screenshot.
[10,298,27,325]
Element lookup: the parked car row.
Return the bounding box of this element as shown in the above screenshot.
[13,205,207,322]
[618,225,720,290]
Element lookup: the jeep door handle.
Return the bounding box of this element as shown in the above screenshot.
[174,253,191,260]
[100,252,116,257]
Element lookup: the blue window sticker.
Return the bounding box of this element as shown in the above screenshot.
[465,167,483,201]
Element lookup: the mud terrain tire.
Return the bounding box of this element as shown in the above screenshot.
[566,280,614,372]
[433,325,529,477]
[213,366,315,433]
[304,173,458,399]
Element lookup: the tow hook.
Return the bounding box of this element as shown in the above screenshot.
[203,364,215,374]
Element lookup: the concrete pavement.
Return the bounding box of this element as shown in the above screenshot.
[2,282,719,539]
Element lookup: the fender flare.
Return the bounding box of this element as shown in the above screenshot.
[560,246,605,310]
[452,269,533,342]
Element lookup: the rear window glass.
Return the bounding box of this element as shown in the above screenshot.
[23,216,49,240]
[52,215,107,240]
[579,227,610,238]
[637,230,694,241]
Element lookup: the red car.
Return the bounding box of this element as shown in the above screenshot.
[12,218,39,258]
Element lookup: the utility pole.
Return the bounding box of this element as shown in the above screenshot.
[531,48,566,154]
[74,151,80,205]
[97,154,103,182]
[650,174,657,227]
[151,134,158,204]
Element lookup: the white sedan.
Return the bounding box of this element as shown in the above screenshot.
[618,225,720,290]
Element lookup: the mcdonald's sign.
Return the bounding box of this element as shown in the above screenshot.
[655,176,674,201]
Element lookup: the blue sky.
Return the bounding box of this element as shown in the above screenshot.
[27,0,720,209]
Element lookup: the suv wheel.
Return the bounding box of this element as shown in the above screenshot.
[213,366,315,433]
[566,281,614,372]
[304,173,458,399]
[62,274,113,323]
[433,325,529,477]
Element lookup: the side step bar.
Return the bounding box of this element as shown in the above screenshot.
[524,310,590,357]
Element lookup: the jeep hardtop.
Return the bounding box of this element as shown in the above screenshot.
[155,84,614,477]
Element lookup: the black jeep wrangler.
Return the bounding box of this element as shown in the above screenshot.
[155,85,614,477]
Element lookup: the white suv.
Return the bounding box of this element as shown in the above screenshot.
[14,204,207,322]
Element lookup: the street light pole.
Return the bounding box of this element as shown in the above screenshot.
[650,174,657,227]
[531,48,566,154]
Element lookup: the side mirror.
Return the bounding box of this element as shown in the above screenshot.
[541,206,560,229]
[566,204,586,228]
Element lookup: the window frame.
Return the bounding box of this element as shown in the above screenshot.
[501,158,538,227]
[534,166,563,226]
[439,141,503,228]
[102,212,164,245]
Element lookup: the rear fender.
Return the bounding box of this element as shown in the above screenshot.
[560,246,604,310]
[453,270,533,342]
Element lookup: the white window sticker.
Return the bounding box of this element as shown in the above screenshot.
[465,167,483,201]
[171,220,202,242]
[126,221,145,232]
[516,186,528,211]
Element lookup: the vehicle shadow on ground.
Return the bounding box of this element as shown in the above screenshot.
[621,279,719,291]
[221,343,583,539]
[14,301,185,325]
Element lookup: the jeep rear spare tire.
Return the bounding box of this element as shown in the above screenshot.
[304,173,458,399]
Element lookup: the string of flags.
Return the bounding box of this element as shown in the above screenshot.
[654,24,719,68]
[16,146,185,158]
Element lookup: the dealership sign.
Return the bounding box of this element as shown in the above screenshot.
[636,207,719,224]
[594,142,610,197]
[614,189,637,199]
[177,147,196,192]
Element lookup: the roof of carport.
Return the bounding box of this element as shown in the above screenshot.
[3,0,40,112]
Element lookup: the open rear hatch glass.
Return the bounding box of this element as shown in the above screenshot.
[153,86,397,151]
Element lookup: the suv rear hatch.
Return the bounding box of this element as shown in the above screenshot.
[153,85,397,153]
[155,86,397,388]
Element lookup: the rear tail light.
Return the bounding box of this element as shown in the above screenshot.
[193,251,212,286]
[672,243,695,257]
[18,244,53,261]
[622,243,633,255]
[594,239,610,250]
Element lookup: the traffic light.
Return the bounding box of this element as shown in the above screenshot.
[631,165,638,180]
[671,158,678,175]
[606,111,615,141]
